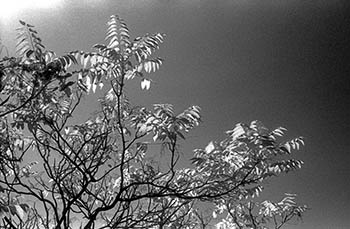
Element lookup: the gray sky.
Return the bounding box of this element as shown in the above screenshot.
[1,0,350,228]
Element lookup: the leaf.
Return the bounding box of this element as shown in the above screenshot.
[60,81,75,91]
[132,33,165,62]
[16,20,45,60]
[85,76,91,92]
[83,54,91,68]
[93,44,107,50]
[283,143,291,154]
[15,205,25,219]
[106,15,130,52]
[92,79,97,93]
[42,190,49,198]
[153,133,159,142]
[19,20,26,26]
[229,124,246,140]
[141,78,151,90]
[78,79,88,92]
[113,177,121,189]
[124,70,135,80]
[191,157,206,166]
[134,64,142,73]
[176,130,186,140]
[25,49,34,58]
[205,141,215,154]
[27,122,37,133]
[9,205,16,215]
[144,61,151,73]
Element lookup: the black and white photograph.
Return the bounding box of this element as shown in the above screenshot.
[1,1,349,228]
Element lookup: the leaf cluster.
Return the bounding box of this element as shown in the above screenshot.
[0,15,307,229]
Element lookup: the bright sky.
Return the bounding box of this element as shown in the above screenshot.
[1,1,350,228]
[0,0,63,20]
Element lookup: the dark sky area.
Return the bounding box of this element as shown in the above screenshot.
[1,0,350,228]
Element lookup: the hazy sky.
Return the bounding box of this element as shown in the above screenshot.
[1,0,350,228]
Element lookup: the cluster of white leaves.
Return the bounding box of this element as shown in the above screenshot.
[71,15,165,93]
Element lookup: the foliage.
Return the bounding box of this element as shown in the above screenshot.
[0,15,307,229]
[215,194,307,229]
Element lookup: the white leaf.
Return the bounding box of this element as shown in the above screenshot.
[92,82,97,93]
[86,76,91,92]
[205,141,215,154]
[42,190,49,198]
[106,88,114,101]
[64,127,70,135]
[90,55,97,66]
[153,133,159,142]
[125,70,135,80]
[15,205,25,219]
[137,64,143,72]
[232,124,245,140]
[141,79,151,90]
[284,143,291,153]
[144,62,151,73]
[82,55,90,68]
[113,177,121,189]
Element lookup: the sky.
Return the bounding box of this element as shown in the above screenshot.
[1,0,350,228]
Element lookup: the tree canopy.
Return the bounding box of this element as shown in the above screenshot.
[0,15,307,229]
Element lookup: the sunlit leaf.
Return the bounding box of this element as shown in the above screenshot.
[15,205,25,219]
[141,78,151,90]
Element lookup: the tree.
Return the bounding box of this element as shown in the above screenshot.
[0,15,307,229]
